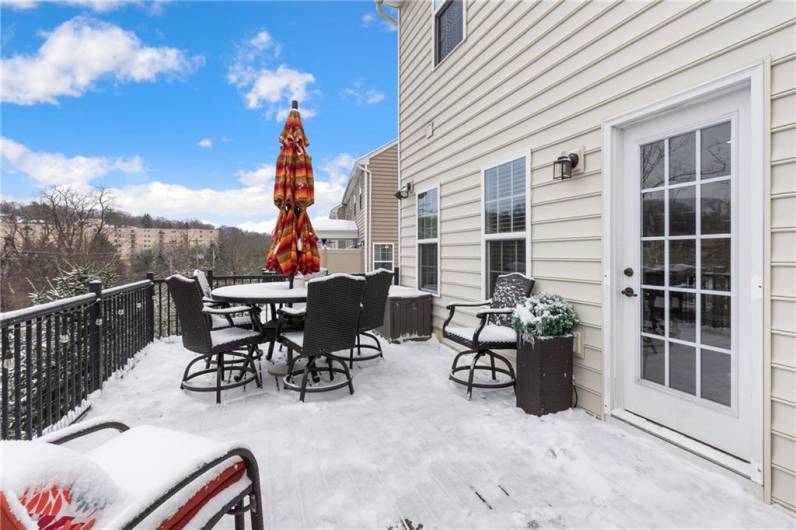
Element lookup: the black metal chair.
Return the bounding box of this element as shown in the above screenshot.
[167,274,263,404]
[329,269,392,368]
[277,273,366,401]
[442,272,535,399]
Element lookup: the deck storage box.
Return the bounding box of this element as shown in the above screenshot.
[377,287,433,342]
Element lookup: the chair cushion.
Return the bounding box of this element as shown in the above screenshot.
[280,331,304,350]
[445,325,517,347]
[0,440,121,529]
[210,314,255,330]
[210,327,261,352]
[86,426,251,529]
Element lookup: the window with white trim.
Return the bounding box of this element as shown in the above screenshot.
[484,157,527,297]
[417,187,439,293]
[433,0,464,65]
[373,243,394,272]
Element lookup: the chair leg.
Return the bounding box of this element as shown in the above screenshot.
[450,349,475,373]
[349,347,354,369]
[334,355,355,395]
[216,353,224,404]
[233,500,245,530]
[356,333,362,357]
[466,351,484,400]
[266,338,276,361]
[490,352,497,380]
[299,357,313,402]
[250,489,264,530]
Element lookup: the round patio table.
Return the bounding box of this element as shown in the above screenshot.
[211,281,307,305]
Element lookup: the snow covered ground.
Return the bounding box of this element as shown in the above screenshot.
[80,338,792,529]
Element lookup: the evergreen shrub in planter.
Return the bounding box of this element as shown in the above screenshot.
[512,294,579,416]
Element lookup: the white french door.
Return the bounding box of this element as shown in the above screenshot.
[616,85,762,467]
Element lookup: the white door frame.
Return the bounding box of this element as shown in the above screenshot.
[601,62,766,484]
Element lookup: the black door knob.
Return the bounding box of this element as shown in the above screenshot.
[624,267,634,277]
[621,287,638,297]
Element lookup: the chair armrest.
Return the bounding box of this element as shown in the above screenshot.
[202,305,252,316]
[120,446,262,530]
[277,306,306,318]
[444,299,491,310]
[476,307,514,318]
[43,416,130,445]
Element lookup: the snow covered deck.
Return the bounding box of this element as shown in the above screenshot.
[84,338,791,529]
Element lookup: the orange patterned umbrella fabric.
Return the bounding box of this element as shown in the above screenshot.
[265,107,320,276]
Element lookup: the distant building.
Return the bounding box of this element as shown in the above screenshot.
[1,217,218,260]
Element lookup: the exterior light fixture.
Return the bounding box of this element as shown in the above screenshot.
[553,153,579,180]
[394,181,413,200]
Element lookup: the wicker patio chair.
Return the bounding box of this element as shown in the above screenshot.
[442,272,535,399]
[167,274,263,404]
[276,273,366,401]
[1,417,264,529]
[329,269,392,368]
[193,269,257,331]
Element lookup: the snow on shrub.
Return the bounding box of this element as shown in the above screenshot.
[512,293,579,340]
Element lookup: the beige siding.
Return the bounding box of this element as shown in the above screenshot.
[368,143,400,270]
[397,0,796,509]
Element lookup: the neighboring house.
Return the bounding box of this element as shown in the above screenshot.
[337,139,400,273]
[379,0,795,510]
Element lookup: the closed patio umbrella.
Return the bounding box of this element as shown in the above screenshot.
[265,100,321,283]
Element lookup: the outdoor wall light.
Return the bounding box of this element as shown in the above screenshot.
[394,181,413,200]
[553,153,579,180]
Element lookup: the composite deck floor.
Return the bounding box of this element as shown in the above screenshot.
[83,337,793,529]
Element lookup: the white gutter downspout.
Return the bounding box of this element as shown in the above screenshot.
[362,162,372,272]
[375,0,398,27]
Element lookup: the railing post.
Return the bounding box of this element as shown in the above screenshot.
[206,269,214,289]
[88,280,103,391]
[393,266,400,285]
[146,272,155,343]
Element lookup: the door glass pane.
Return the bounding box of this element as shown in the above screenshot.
[642,190,665,237]
[701,181,730,234]
[642,289,665,336]
[669,239,696,288]
[669,342,696,395]
[701,238,731,291]
[701,294,731,350]
[641,336,665,385]
[669,186,696,236]
[669,132,696,184]
[669,291,696,342]
[642,240,664,286]
[701,122,731,178]
[641,140,665,189]
[701,349,731,406]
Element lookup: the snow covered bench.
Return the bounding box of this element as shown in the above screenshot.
[376,286,434,343]
[0,417,263,529]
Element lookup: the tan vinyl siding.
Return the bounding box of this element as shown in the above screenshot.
[368,143,400,270]
[396,0,795,509]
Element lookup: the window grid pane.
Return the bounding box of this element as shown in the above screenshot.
[419,243,438,293]
[435,0,463,64]
[487,239,526,297]
[417,189,438,240]
[485,158,526,235]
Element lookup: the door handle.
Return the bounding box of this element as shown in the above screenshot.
[621,287,638,297]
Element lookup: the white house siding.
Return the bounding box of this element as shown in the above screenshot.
[396,0,795,508]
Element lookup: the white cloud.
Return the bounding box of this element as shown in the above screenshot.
[0,136,144,189]
[106,153,353,230]
[1,0,169,13]
[361,11,396,32]
[341,80,385,105]
[227,29,317,122]
[0,16,204,105]
[320,153,355,186]
[236,163,275,187]
[197,138,213,149]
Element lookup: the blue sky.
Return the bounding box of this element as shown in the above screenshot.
[0,0,397,231]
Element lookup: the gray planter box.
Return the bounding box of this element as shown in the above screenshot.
[377,287,433,342]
